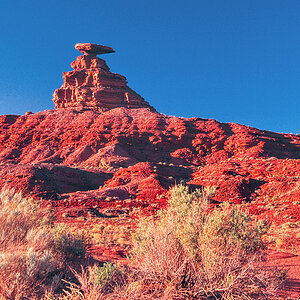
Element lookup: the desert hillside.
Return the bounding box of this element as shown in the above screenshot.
[0,43,299,299]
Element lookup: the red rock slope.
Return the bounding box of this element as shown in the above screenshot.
[0,107,299,214]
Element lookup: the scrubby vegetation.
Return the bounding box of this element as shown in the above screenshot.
[129,185,285,299]
[53,224,87,261]
[0,186,286,299]
[0,189,88,299]
[0,189,58,299]
[61,263,127,299]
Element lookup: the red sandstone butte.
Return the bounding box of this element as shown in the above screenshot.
[53,43,154,111]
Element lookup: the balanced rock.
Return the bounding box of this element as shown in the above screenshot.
[75,43,115,55]
[53,43,154,111]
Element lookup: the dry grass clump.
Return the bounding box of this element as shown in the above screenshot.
[0,189,46,248]
[60,262,127,300]
[0,189,88,299]
[53,224,87,261]
[0,189,60,299]
[266,221,300,255]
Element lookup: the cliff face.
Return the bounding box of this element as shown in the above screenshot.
[53,43,154,111]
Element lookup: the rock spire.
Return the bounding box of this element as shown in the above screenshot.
[53,43,154,111]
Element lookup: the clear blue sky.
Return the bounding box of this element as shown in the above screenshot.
[0,0,299,133]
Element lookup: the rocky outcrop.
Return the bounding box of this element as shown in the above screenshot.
[53,43,154,111]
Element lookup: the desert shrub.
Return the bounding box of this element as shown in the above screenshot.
[89,262,125,291]
[132,184,285,299]
[0,189,61,299]
[61,263,126,299]
[53,224,87,261]
[0,189,46,248]
[0,247,60,299]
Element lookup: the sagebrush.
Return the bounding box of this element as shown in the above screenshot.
[0,189,88,299]
[131,185,285,299]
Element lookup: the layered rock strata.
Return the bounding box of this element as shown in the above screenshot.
[53,43,154,111]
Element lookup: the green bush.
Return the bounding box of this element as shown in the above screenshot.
[61,263,126,299]
[53,224,87,261]
[51,185,286,299]
[132,184,285,299]
[90,262,124,290]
